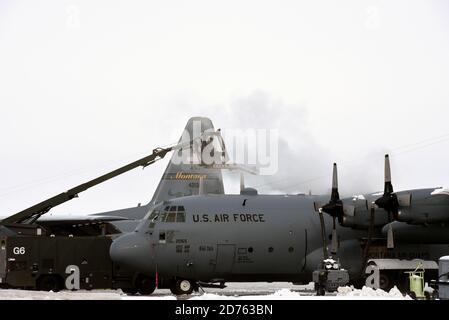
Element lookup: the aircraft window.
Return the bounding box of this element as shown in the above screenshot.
[166,212,176,223]
[159,231,166,243]
[288,247,294,253]
[159,211,168,222]
[268,247,274,253]
[166,230,175,242]
[147,210,160,221]
[178,206,185,212]
[176,212,186,223]
[248,247,254,253]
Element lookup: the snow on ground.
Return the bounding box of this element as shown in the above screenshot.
[0,282,410,300]
[188,285,410,300]
[0,289,124,300]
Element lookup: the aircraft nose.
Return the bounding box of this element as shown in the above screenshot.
[110,232,154,272]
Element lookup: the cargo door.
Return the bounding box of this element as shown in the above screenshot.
[214,244,235,274]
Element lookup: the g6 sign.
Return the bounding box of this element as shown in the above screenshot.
[13,247,25,255]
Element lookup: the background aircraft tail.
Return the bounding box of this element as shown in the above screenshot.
[88,117,225,226]
[149,116,225,205]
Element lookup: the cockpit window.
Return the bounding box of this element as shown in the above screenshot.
[148,210,160,221]
[166,211,176,222]
[146,205,186,223]
[159,211,168,222]
[176,206,186,222]
[144,208,160,221]
[176,212,186,222]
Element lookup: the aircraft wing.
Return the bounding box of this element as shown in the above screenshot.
[34,205,149,234]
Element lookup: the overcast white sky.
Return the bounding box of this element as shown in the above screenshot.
[1,0,449,218]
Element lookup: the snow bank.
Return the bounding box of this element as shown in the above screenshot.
[190,286,410,300]
[337,286,411,300]
[189,288,305,300]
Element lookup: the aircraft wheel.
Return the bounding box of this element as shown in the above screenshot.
[135,275,156,295]
[379,272,394,292]
[37,275,62,292]
[170,279,194,295]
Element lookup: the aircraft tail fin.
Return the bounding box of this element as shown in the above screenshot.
[148,117,225,205]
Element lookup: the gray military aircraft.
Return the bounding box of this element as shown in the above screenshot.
[110,142,449,295]
[3,116,449,296]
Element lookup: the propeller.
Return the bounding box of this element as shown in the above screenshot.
[374,154,399,220]
[374,154,398,248]
[320,163,344,255]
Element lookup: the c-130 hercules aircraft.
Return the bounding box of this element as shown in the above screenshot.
[110,120,449,296]
[2,117,448,295]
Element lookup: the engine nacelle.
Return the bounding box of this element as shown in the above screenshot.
[396,188,449,224]
[341,188,449,228]
[381,221,449,243]
[340,197,389,229]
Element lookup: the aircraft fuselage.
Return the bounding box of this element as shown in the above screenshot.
[110,191,449,285]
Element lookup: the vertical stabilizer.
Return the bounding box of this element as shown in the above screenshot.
[148,117,225,205]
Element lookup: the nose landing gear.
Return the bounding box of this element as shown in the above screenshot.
[170,279,195,295]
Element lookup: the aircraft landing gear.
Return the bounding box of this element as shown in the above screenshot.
[134,274,156,295]
[170,279,195,295]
